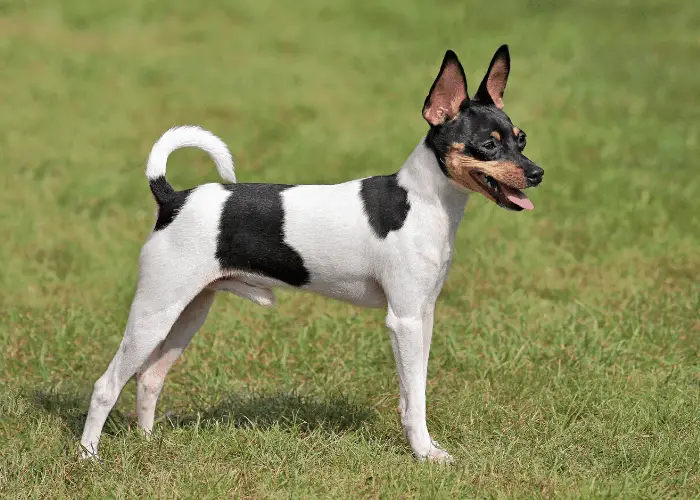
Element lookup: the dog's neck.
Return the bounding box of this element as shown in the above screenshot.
[397,137,470,224]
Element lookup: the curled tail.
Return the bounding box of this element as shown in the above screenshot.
[146,125,235,205]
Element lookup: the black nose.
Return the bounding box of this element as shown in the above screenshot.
[526,165,544,186]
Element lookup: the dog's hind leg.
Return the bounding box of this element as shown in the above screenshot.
[133,277,276,434]
[134,289,216,435]
[79,251,210,459]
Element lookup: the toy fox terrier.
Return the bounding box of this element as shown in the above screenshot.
[80,45,543,463]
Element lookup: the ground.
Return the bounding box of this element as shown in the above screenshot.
[1,0,699,497]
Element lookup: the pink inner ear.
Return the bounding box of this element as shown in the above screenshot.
[423,63,467,125]
[486,60,508,109]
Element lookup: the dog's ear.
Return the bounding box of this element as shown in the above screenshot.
[422,50,468,126]
[473,45,510,109]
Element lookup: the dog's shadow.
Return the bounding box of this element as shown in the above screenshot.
[33,388,376,438]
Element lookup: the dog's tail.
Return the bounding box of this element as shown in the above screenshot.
[146,125,236,205]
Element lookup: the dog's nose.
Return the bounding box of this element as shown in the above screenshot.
[526,166,544,186]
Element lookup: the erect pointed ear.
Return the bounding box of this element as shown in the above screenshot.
[473,44,510,109]
[422,50,468,126]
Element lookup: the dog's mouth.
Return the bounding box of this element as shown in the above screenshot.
[469,171,534,211]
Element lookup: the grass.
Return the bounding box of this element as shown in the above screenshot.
[1,0,699,497]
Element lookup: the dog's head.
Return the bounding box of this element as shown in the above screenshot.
[423,46,543,211]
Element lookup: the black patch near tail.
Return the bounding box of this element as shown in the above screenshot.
[149,176,192,231]
[153,189,192,231]
[360,175,411,238]
[216,183,311,287]
[149,176,176,205]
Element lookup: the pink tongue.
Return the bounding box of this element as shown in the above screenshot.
[500,184,534,211]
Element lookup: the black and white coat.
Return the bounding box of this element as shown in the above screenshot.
[80,46,541,463]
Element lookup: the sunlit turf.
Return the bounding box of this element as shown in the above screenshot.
[1,0,699,497]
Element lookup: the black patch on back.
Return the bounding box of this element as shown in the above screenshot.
[360,175,410,238]
[216,183,310,287]
[151,182,192,231]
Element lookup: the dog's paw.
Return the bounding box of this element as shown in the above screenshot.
[78,445,101,463]
[420,440,454,465]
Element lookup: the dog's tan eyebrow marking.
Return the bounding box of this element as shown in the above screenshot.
[490,131,501,141]
[513,127,520,136]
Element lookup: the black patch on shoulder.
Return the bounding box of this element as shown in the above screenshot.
[151,181,192,231]
[216,184,310,287]
[360,175,410,238]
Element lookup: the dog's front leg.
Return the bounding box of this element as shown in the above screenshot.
[395,300,435,420]
[386,305,453,463]
[421,302,436,392]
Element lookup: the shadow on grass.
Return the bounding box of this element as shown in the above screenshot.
[33,388,376,438]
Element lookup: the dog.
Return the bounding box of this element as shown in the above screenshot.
[80,45,543,463]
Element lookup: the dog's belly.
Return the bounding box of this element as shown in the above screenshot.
[217,271,386,309]
[304,277,386,308]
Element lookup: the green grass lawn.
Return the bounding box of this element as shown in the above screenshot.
[1,0,699,497]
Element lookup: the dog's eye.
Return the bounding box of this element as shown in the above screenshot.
[517,133,527,150]
[482,139,497,151]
